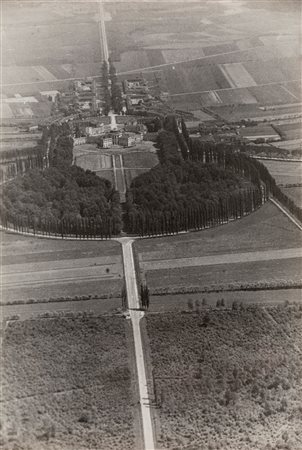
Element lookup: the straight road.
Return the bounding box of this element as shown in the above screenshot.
[98,0,109,62]
[116,44,266,75]
[169,79,301,97]
[270,198,302,231]
[120,238,155,450]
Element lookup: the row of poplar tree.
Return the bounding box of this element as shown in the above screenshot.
[121,283,150,310]
[1,123,122,239]
[179,117,302,223]
[0,214,120,239]
[0,148,45,183]
[125,115,269,236]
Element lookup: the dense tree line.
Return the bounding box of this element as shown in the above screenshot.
[0,143,47,182]
[109,60,123,114]
[0,153,45,183]
[1,165,121,237]
[125,117,263,236]
[1,123,122,237]
[182,118,302,223]
[140,284,150,310]
[102,61,111,115]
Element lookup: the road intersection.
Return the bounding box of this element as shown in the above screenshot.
[119,237,156,450]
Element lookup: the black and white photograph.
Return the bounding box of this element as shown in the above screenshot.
[0,0,301,449]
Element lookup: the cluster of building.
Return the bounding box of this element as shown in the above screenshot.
[73,117,146,148]
[122,75,170,115]
[57,78,102,116]
[186,119,281,145]
[123,77,152,114]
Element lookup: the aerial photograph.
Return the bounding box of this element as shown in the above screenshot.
[0,0,301,449]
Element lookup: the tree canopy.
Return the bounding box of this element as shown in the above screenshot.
[125,123,263,235]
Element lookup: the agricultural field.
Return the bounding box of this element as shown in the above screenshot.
[273,139,302,154]
[0,140,39,152]
[281,187,302,208]
[215,88,257,105]
[110,1,300,125]
[261,160,302,185]
[248,84,299,106]
[276,122,302,141]
[135,201,302,293]
[243,57,300,86]
[0,232,123,304]
[209,104,302,123]
[1,2,104,114]
[144,258,301,294]
[146,307,302,449]
[1,98,53,120]
[136,202,301,260]
[1,316,136,450]
[219,63,257,89]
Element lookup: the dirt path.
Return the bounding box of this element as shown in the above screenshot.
[120,238,155,450]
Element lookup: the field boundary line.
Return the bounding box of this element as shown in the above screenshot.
[168,79,300,97]
[281,85,300,101]
[270,198,302,231]
[116,45,266,75]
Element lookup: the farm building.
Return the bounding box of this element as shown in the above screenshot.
[123,77,148,93]
[40,90,59,102]
[239,125,281,142]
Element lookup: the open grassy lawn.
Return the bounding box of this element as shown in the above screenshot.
[1,232,123,303]
[136,201,301,260]
[74,150,113,171]
[146,307,302,449]
[1,316,135,450]
[122,151,159,169]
